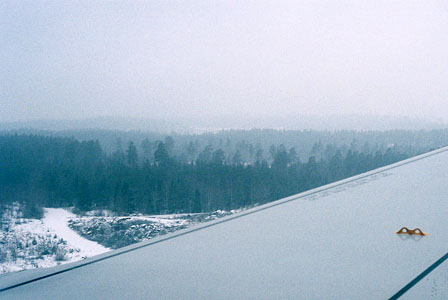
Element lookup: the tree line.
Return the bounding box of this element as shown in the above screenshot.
[0,134,411,217]
[4,128,447,165]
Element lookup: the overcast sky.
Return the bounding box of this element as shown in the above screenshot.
[1,0,448,122]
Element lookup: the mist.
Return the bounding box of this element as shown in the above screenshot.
[1,0,448,124]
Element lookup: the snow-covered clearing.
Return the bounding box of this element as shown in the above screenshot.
[0,207,110,275]
[43,208,109,257]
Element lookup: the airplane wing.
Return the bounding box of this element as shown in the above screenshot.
[1,147,447,299]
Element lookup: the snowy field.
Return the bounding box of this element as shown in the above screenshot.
[0,205,109,275]
[0,204,245,275]
[43,208,109,256]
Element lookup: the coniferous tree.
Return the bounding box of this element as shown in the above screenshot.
[127,142,138,166]
[154,142,170,166]
[198,145,213,163]
[77,178,92,211]
[212,149,226,165]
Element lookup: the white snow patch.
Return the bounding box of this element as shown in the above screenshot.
[128,216,188,226]
[42,208,109,257]
[0,207,110,275]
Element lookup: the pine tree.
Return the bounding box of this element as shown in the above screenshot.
[154,142,170,166]
[127,142,138,166]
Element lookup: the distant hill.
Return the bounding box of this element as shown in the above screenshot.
[184,114,448,132]
[0,117,187,133]
[0,114,446,133]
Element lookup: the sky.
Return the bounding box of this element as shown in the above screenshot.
[1,0,448,123]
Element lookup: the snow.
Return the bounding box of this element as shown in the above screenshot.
[42,208,109,257]
[0,207,110,275]
[132,216,188,226]
[1,216,67,274]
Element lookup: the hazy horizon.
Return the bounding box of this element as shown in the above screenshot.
[1,114,447,132]
[2,1,448,123]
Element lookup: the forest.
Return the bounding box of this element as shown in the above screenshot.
[0,131,424,218]
[4,128,448,163]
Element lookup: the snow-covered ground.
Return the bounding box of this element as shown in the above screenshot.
[43,208,109,257]
[0,206,109,275]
